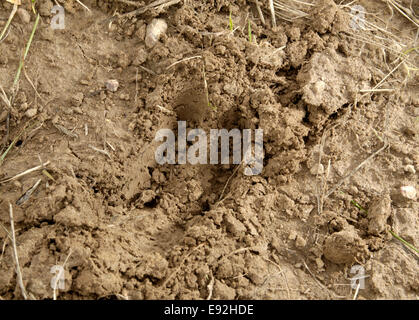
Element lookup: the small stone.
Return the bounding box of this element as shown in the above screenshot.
[400,186,417,200]
[73,107,83,115]
[145,19,167,48]
[404,165,416,174]
[215,45,226,55]
[288,230,297,240]
[105,79,119,92]
[25,108,37,118]
[315,257,324,269]
[144,119,153,129]
[295,235,307,248]
[119,93,130,101]
[20,102,28,111]
[17,8,31,24]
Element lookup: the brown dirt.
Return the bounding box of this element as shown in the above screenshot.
[0,0,418,300]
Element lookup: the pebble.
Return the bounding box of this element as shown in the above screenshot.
[215,45,226,55]
[25,108,37,118]
[315,257,324,269]
[288,230,297,240]
[105,79,119,92]
[145,19,167,48]
[404,165,416,174]
[119,93,130,101]
[20,102,28,110]
[295,235,307,248]
[400,186,417,200]
[74,107,83,115]
[17,8,31,24]
[143,119,153,130]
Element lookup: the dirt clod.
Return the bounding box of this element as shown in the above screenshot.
[17,8,31,24]
[323,229,368,264]
[368,195,391,235]
[0,0,417,301]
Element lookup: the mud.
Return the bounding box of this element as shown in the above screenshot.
[0,0,418,300]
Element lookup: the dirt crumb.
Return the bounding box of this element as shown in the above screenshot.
[323,228,369,264]
[368,195,391,235]
[0,0,418,301]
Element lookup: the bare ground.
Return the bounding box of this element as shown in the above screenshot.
[0,0,418,300]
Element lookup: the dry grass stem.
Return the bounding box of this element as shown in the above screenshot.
[9,203,28,300]
[0,161,50,185]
